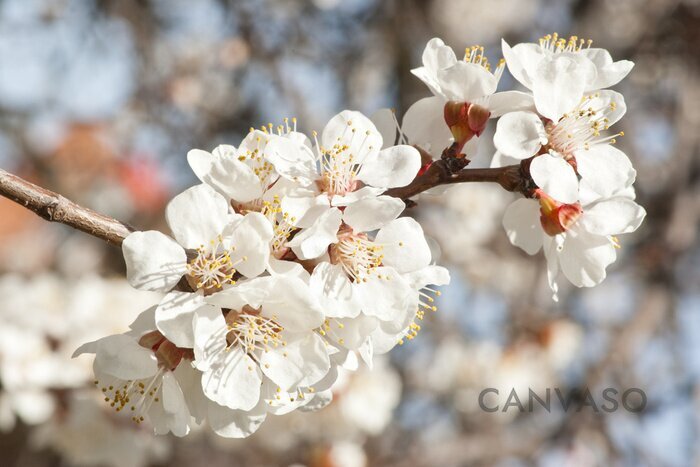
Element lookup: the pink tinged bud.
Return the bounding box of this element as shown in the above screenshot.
[536,189,583,236]
[466,103,491,136]
[443,101,491,156]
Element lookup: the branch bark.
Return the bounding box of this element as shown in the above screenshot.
[0,168,133,246]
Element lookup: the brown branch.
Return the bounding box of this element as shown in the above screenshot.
[0,168,133,246]
[385,159,530,200]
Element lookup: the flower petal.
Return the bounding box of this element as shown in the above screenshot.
[374,217,431,273]
[90,334,158,380]
[261,276,325,331]
[259,332,330,390]
[580,197,646,236]
[321,110,382,166]
[436,61,499,101]
[310,262,361,319]
[281,194,331,228]
[166,184,231,249]
[501,40,543,89]
[288,207,342,260]
[201,346,262,411]
[206,399,267,438]
[575,145,636,201]
[342,196,405,233]
[357,145,421,189]
[187,147,263,203]
[486,91,535,117]
[158,371,191,437]
[356,267,416,325]
[155,290,205,348]
[264,134,317,186]
[122,231,187,292]
[580,48,634,89]
[330,186,385,206]
[402,96,452,155]
[404,265,451,289]
[532,54,596,121]
[530,152,579,203]
[558,226,617,287]
[502,198,543,255]
[225,212,273,278]
[493,111,546,160]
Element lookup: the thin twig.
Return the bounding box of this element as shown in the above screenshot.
[0,168,133,246]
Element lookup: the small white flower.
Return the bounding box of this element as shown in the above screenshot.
[73,315,201,437]
[192,275,330,415]
[502,33,634,121]
[404,38,534,156]
[502,154,645,298]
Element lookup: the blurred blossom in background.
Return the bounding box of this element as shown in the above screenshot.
[1,0,699,466]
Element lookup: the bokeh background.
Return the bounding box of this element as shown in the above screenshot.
[1,0,699,466]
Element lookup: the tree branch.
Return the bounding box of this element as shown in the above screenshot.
[0,168,133,246]
[384,159,530,200]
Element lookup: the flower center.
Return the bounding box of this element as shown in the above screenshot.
[329,232,384,283]
[187,235,246,292]
[314,120,375,196]
[261,196,297,258]
[95,368,165,425]
[225,310,286,356]
[546,94,624,158]
[539,33,592,54]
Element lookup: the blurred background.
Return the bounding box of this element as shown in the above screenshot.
[0,0,699,466]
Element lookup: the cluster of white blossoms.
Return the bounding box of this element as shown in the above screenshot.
[74,33,645,438]
[404,34,645,299]
[74,111,448,438]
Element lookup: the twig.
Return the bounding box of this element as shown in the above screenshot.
[0,168,133,246]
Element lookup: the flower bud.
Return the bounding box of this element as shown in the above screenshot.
[443,101,491,157]
[536,189,583,236]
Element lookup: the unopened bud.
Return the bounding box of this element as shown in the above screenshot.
[443,101,491,156]
[536,189,582,236]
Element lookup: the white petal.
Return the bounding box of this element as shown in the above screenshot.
[493,111,546,160]
[261,276,325,331]
[321,110,382,166]
[580,49,633,89]
[192,305,227,371]
[91,334,158,380]
[225,212,273,278]
[371,108,397,148]
[374,217,431,273]
[587,90,626,126]
[264,134,317,186]
[207,399,267,438]
[530,152,579,203]
[542,237,561,301]
[502,198,543,255]
[402,96,452,155]
[404,265,450,289]
[490,150,521,168]
[281,194,331,229]
[201,346,262,410]
[260,332,330,390]
[128,306,157,334]
[331,315,378,350]
[580,198,646,236]
[342,196,405,233]
[370,322,402,354]
[533,54,596,121]
[187,148,263,203]
[501,40,543,89]
[486,91,535,117]
[122,231,187,292]
[160,372,191,437]
[288,207,342,260]
[166,184,231,249]
[558,227,617,287]
[330,186,384,206]
[436,61,499,101]
[356,267,416,324]
[310,262,361,319]
[422,37,458,72]
[576,145,636,201]
[155,291,205,348]
[204,276,276,310]
[358,145,421,189]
